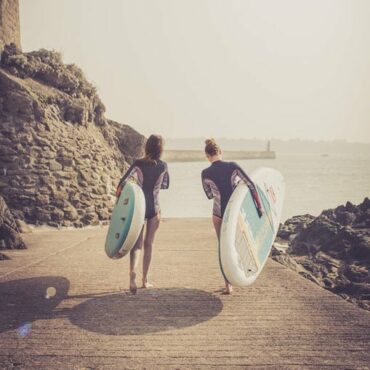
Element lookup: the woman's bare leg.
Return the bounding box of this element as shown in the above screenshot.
[142,213,161,288]
[212,215,222,240]
[129,226,144,294]
[213,215,233,294]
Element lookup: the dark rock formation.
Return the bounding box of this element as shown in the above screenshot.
[0,46,145,227]
[0,253,10,260]
[275,214,315,243]
[0,195,26,253]
[273,198,370,311]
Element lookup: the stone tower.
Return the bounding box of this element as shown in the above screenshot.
[0,0,21,52]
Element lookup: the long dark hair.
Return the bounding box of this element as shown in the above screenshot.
[144,134,164,162]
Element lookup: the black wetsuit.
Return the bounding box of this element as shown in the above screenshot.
[201,160,262,218]
[117,159,169,219]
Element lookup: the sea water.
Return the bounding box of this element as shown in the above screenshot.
[159,153,370,221]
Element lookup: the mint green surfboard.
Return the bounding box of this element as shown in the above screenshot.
[105,181,145,259]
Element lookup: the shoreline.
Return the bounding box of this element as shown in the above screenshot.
[15,217,211,234]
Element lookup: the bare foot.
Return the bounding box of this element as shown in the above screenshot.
[142,279,154,289]
[130,272,137,294]
[222,283,233,295]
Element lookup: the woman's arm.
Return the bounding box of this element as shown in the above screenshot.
[232,162,263,217]
[201,171,214,200]
[116,162,136,197]
[161,163,170,189]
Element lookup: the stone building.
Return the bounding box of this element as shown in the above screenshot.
[0,0,21,52]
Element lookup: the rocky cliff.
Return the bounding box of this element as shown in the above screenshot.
[0,45,145,227]
[273,198,370,311]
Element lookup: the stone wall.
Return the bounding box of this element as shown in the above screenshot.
[0,0,21,52]
[0,47,145,227]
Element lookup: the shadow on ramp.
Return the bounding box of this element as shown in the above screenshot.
[69,288,223,335]
[1,279,222,336]
[0,276,70,333]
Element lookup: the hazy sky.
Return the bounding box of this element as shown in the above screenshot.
[20,0,370,142]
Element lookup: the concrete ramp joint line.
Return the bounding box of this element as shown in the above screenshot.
[0,236,90,280]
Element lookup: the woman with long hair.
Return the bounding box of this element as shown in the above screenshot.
[116,135,169,294]
[201,139,263,294]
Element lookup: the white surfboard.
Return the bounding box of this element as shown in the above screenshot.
[219,167,285,286]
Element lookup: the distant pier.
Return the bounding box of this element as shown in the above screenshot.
[163,150,276,162]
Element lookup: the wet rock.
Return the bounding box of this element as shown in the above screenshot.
[15,219,32,233]
[0,253,10,260]
[272,198,370,311]
[277,214,315,242]
[271,249,303,273]
[0,196,27,251]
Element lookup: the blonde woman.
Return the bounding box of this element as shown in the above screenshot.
[201,139,263,294]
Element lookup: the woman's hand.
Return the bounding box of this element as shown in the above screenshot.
[116,186,122,198]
